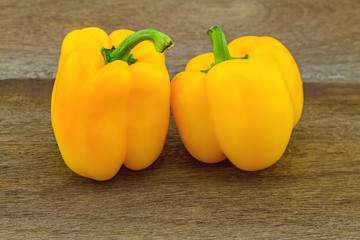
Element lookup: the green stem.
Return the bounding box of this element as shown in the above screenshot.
[207,26,231,64]
[201,26,248,73]
[101,29,174,65]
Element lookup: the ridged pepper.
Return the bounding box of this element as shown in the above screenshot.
[51,27,173,180]
[171,26,303,171]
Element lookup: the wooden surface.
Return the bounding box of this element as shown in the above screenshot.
[1,79,360,239]
[0,0,359,82]
[1,0,360,239]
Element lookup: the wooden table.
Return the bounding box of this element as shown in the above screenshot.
[1,0,360,239]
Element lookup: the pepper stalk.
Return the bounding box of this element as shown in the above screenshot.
[202,26,248,73]
[101,29,174,65]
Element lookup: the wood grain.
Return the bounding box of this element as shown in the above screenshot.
[1,0,360,238]
[0,0,359,82]
[0,79,359,239]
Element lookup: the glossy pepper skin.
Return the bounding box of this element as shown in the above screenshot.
[51,27,173,181]
[171,26,303,171]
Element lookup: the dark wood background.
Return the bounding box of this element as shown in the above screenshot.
[1,0,360,239]
[1,0,359,82]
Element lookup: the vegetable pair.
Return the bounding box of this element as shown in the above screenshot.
[52,26,303,181]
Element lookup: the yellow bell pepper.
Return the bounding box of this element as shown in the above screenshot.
[171,26,303,171]
[51,27,173,180]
